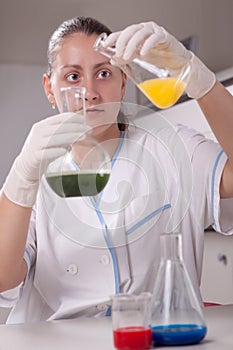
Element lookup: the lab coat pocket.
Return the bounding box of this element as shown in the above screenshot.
[121,192,171,294]
[124,190,171,243]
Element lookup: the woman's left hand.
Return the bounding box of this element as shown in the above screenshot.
[103,22,189,61]
[104,21,216,99]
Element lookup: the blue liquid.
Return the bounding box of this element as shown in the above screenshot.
[151,324,207,346]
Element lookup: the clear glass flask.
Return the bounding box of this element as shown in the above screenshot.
[150,232,207,346]
[93,33,191,109]
[45,87,111,197]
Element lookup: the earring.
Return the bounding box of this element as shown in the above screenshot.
[47,94,56,110]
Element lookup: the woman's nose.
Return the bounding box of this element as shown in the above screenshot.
[83,80,99,102]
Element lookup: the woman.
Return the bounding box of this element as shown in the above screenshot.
[0,17,232,323]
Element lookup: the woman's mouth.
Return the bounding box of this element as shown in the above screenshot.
[86,107,104,114]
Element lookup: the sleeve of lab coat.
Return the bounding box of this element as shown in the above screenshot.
[0,206,37,307]
[177,124,233,235]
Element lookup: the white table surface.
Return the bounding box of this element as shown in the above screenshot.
[0,305,232,350]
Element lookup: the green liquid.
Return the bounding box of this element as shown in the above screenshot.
[46,171,110,197]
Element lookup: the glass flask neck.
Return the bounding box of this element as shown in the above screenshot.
[93,32,116,60]
[160,232,183,262]
[94,33,143,70]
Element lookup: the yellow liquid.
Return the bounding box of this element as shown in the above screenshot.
[138,77,186,109]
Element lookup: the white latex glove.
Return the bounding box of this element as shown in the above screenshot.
[2,112,89,207]
[103,22,216,99]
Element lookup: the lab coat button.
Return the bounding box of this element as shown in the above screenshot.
[100,255,110,265]
[66,264,78,275]
[96,303,108,312]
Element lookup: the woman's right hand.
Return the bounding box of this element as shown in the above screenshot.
[2,112,90,207]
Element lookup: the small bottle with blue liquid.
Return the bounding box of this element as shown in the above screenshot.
[150,232,207,346]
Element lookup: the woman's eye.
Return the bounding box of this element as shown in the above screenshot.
[66,73,80,82]
[97,70,111,79]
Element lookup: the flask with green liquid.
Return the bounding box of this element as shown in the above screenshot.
[45,87,111,197]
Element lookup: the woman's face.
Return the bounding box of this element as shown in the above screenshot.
[44,32,126,137]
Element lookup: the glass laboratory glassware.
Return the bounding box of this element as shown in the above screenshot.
[150,232,207,346]
[93,33,191,109]
[111,293,152,350]
[45,86,111,197]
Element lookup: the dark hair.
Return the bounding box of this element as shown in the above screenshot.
[47,16,112,77]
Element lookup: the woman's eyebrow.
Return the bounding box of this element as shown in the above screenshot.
[61,62,112,70]
[61,64,82,70]
[93,61,111,68]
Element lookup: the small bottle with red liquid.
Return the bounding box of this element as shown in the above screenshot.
[111,293,152,350]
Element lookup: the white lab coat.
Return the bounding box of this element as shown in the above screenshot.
[1,122,232,323]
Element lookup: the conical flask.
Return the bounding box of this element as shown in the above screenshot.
[93,33,191,109]
[150,232,207,346]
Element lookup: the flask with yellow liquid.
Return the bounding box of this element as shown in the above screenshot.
[94,33,191,109]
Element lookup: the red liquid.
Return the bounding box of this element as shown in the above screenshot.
[113,326,152,350]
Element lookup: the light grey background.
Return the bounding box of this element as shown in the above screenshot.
[1,0,233,185]
[1,0,233,70]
